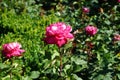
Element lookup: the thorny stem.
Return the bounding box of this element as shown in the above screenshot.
[87,49,91,61]
[10,71,12,80]
[9,59,13,80]
[59,48,63,76]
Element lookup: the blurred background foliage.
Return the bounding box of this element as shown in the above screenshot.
[0,0,120,80]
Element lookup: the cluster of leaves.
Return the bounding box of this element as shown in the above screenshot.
[0,0,120,80]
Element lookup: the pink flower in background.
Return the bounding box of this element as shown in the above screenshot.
[85,25,98,36]
[82,7,90,13]
[118,0,120,3]
[44,22,74,47]
[2,42,25,58]
[114,34,120,41]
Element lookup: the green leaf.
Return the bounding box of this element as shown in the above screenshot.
[93,74,104,80]
[72,74,83,80]
[64,64,71,73]
[22,76,32,80]
[93,73,112,80]
[103,74,112,80]
[97,53,101,61]
[51,50,59,60]
[104,20,111,25]
[0,63,9,69]
[74,59,87,65]
[117,74,120,79]
[1,75,10,80]
[30,71,40,79]
[74,65,83,73]
[65,65,71,70]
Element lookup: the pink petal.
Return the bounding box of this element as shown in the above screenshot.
[56,39,67,47]
[44,36,57,44]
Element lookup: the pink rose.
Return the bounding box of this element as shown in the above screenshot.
[2,42,25,58]
[82,7,90,13]
[85,25,98,36]
[44,22,74,47]
[113,34,120,41]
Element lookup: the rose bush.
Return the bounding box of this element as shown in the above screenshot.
[0,0,120,80]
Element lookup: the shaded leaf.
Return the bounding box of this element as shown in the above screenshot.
[30,71,40,79]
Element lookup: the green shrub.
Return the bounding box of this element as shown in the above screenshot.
[0,0,120,80]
